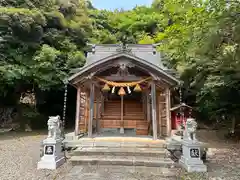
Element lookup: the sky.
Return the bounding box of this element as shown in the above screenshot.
[91,0,152,11]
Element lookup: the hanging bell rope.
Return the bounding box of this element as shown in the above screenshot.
[62,82,68,138]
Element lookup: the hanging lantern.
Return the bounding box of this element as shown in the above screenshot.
[111,86,115,94]
[134,84,141,92]
[118,87,126,96]
[102,83,110,91]
[127,86,131,94]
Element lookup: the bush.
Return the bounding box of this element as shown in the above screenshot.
[21,105,48,130]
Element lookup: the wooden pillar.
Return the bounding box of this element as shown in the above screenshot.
[88,83,95,138]
[147,90,151,122]
[120,95,124,134]
[101,93,104,116]
[158,92,163,137]
[142,93,145,115]
[143,93,146,120]
[151,81,157,140]
[75,87,81,136]
[166,88,171,136]
[96,92,100,133]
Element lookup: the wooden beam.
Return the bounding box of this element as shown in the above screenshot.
[151,81,158,140]
[166,88,171,136]
[88,82,95,138]
[103,75,146,82]
[75,87,81,136]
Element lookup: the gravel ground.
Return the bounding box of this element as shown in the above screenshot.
[178,130,240,180]
[0,131,72,180]
[0,130,239,180]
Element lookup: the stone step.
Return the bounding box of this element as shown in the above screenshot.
[64,140,166,148]
[70,155,174,167]
[72,147,168,157]
[65,165,179,180]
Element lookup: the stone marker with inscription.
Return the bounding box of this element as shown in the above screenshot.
[37,115,65,170]
[179,118,207,172]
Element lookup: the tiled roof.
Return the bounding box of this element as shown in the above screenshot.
[85,44,166,69]
[68,44,180,85]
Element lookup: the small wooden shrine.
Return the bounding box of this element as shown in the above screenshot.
[170,103,192,130]
[68,44,180,140]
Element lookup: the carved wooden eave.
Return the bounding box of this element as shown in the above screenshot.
[68,52,180,87]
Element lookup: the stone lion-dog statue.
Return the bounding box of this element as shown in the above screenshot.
[184,118,198,141]
[47,115,61,139]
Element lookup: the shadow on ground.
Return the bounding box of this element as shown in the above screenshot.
[0,128,73,140]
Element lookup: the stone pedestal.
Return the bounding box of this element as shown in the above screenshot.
[179,140,207,172]
[120,127,124,134]
[37,138,65,170]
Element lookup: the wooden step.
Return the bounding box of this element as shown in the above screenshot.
[136,121,148,126]
[102,115,145,120]
[103,111,144,114]
[104,111,144,114]
[136,129,149,135]
[125,106,142,108]
[101,120,148,128]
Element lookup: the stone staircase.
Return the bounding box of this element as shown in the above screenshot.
[68,138,175,168]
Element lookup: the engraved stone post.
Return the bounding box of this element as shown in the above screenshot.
[179,118,207,172]
[37,116,65,170]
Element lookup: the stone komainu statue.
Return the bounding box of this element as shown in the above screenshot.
[47,115,61,139]
[185,118,198,141]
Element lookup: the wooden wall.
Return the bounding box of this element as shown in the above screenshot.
[156,87,171,137]
[75,85,172,138]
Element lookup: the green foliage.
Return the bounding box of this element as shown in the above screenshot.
[154,0,240,123]
[0,0,90,93]
[0,0,239,126]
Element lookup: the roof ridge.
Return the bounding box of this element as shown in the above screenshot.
[92,44,155,46]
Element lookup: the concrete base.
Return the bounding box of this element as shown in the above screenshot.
[166,136,182,151]
[166,135,208,161]
[179,156,207,172]
[37,138,65,170]
[179,139,207,172]
[37,156,65,170]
